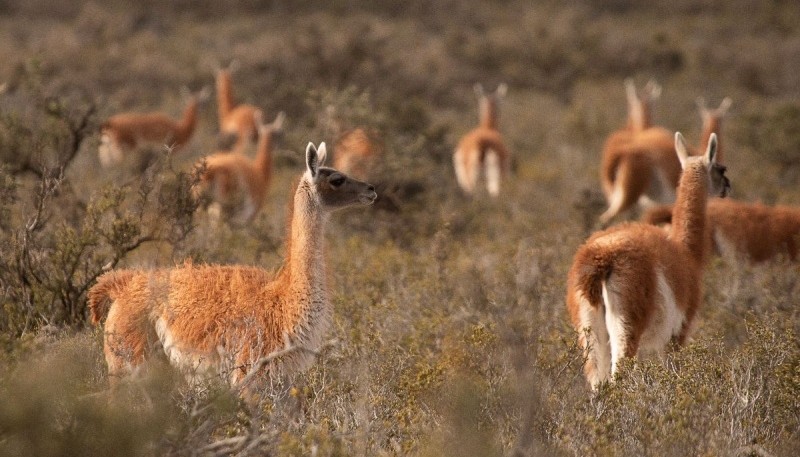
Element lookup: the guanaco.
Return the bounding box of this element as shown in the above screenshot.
[568,133,730,389]
[88,142,377,391]
[98,87,210,167]
[643,199,800,263]
[599,90,732,225]
[453,83,511,197]
[195,110,285,224]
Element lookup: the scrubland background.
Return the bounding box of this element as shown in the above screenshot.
[0,0,799,455]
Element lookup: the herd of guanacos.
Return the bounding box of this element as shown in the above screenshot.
[86,65,798,392]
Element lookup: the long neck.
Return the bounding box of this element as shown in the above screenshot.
[254,129,274,180]
[282,180,328,304]
[479,97,499,129]
[626,99,646,131]
[640,99,653,130]
[670,163,708,264]
[699,116,723,163]
[216,71,233,124]
[176,99,198,142]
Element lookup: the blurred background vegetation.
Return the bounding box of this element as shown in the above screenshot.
[0,0,798,455]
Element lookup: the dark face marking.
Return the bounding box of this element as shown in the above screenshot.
[316,168,377,208]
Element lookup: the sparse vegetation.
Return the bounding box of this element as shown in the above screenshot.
[0,1,799,456]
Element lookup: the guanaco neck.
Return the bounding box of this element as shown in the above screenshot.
[699,115,723,163]
[278,180,328,319]
[177,98,199,142]
[216,70,233,125]
[670,162,709,265]
[478,97,499,130]
[254,128,274,180]
[626,99,646,131]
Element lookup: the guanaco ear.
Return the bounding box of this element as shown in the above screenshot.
[718,97,732,115]
[272,111,286,131]
[306,142,321,179]
[496,83,508,98]
[704,133,718,165]
[675,132,690,169]
[474,83,485,99]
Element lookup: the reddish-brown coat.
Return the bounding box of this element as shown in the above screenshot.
[196,112,284,223]
[99,93,204,166]
[569,133,728,388]
[643,199,800,263]
[88,143,377,389]
[453,84,510,197]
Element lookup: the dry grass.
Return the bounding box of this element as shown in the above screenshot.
[0,0,799,455]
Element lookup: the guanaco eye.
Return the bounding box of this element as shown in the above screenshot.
[330,176,345,187]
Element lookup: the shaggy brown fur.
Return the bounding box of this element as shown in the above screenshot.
[643,199,800,263]
[195,111,285,224]
[98,89,209,167]
[568,133,729,389]
[216,67,260,152]
[89,142,377,390]
[453,83,511,197]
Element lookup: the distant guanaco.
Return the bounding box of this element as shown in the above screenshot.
[88,142,377,391]
[453,83,510,197]
[98,87,210,167]
[599,84,731,225]
[624,78,662,132]
[216,62,260,152]
[322,105,382,181]
[643,199,800,263]
[568,133,730,390]
[194,110,285,224]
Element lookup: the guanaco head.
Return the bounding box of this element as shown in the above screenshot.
[474,83,507,129]
[305,142,377,209]
[258,111,286,139]
[675,132,730,198]
[624,78,661,131]
[696,97,732,124]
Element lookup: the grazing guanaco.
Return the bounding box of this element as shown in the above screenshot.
[195,110,285,224]
[88,142,377,391]
[216,62,260,152]
[643,199,800,263]
[567,133,730,390]
[599,91,732,225]
[98,87,210,167]
[453,83,511,197]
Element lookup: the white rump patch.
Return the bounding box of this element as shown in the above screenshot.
[155,317,213,379]
[602,278,628,377]
[577,291,611,388]
[600,183,626,223]
[485,150,501,196]
[453,149,475,194]
[98,134,122,167]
